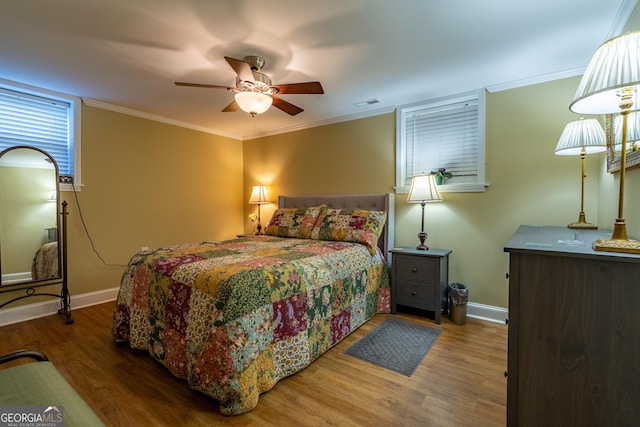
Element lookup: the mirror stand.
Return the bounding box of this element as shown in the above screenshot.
[0,145,73,325]
[0,200,72,324]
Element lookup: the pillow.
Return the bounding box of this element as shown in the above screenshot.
[265,205,327,239]
[310,208,387,253]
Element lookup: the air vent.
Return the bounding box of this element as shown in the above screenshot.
[354,98,380,107]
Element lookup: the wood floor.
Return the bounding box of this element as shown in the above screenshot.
[0,302,507,426]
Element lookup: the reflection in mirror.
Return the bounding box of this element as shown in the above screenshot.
[0,146,61,286]
[605,112,640,173]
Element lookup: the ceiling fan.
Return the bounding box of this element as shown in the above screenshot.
[175,56,324,117]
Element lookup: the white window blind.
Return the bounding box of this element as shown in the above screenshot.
[397,90,486,193]
[0,87,74,182]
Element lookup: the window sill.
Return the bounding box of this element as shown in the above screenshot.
[396,182,488,194]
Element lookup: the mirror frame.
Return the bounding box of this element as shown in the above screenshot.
[605,113,640,173]
[0,145,62,287]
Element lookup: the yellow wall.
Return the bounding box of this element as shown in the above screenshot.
[243,76,605,309]
[5,5,640,311]
[242,114,396,231]
[0,104,243,306]
[241,5,640,310]
[2,74,634,312]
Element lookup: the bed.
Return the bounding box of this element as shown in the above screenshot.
[112,193,395,415]
[32,241,59,280]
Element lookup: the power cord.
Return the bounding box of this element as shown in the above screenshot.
[69,182,128,268]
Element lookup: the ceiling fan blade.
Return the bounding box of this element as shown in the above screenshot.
[272,96,304,116]
[224,56,255,84]
[175,82,233,90]
[271,82,324,95]
[222,101,240,112]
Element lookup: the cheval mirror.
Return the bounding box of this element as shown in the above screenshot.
[0,145,72,324]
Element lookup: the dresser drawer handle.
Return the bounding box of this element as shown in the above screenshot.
[411,290,417,296]
[411,267,418,273]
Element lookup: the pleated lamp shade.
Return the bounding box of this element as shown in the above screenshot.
[570,31,640,115]
[554,118,606,156]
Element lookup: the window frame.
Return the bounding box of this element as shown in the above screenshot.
[0,78,81,191]
[396,89,486,193]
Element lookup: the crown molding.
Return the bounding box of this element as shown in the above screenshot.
[615,0,639,37]
[81,98,239,140]
[485,67,585,93]
[82,98,395,141]
[241,106,396,140]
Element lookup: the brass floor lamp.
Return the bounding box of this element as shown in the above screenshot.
[554,118,606,229]
[570,30,640,253]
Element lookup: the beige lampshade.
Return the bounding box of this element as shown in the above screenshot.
[248,185,270,204]
[554,118,606,156]
[570,31,640,115]
[248,185,271,204]
[407,174,443,203]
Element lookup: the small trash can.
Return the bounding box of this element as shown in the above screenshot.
[448,282,468,325]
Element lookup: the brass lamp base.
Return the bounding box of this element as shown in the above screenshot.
[593,220,640,254]
[569,222,597,230]
[592,238,640,254]
[568,212,597,230]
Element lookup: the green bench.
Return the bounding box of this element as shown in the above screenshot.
[0,350,105,427]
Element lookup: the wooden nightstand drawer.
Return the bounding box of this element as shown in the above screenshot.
[395,281,436,309]
[394,255,438,283]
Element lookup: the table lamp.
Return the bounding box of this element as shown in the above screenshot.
[407,173,442,250]
[554,118,606,229]
[248,184,271,235]
[570,30,640,253]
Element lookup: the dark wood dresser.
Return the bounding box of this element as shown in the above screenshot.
[504,225,640,427]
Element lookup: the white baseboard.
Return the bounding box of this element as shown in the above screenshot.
[0,288,509,327]
[0,287,120,327]
[1,272,33,285]
[467,302,508,324]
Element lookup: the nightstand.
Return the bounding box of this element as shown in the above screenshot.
[390,247,452,324]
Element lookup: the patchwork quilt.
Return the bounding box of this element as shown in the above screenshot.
[32,241,59,280]
[112,235,390,415]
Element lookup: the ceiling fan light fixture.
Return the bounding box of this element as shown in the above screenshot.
[235,91,273,116]
[176,55,323,116]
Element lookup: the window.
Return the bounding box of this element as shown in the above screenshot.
[396,89,486,192]
[0,79,80,188]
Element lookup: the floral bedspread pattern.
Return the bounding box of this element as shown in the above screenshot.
[112,235,390,415]
[32,241,58,280]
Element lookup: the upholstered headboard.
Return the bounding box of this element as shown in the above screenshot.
[278,193,395,263]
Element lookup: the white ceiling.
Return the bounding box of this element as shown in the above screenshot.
[0,0,635,140]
